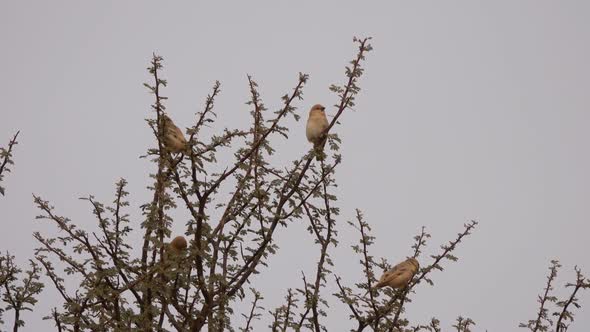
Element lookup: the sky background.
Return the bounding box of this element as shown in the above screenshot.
[1,1,590,331]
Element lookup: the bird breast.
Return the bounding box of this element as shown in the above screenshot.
[306,115,329,142]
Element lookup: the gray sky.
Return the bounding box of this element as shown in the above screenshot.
[1,1,589,331]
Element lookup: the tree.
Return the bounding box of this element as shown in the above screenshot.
[1,37,588,331]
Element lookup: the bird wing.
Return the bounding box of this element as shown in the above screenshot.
[377,262,406,283]
[388,261,412,277]
[167,125,187,143]
[374,271,391,288]
[173,129,187,143]
[378,271,391,282]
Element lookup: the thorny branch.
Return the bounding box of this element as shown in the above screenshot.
[555,267,589,332]
[0,130,20,196]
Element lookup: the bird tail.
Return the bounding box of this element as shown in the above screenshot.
[313,137,327,161]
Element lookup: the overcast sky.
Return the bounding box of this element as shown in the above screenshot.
[1,1,589,331]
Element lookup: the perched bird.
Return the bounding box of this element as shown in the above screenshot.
[161,115,188,154]
[157,236,188,281]
[374,257,420,290]
[162,235,188,265]
[169,235,188,253]
[306,104,329,160]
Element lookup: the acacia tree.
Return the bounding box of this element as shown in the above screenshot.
[1,37,588,331]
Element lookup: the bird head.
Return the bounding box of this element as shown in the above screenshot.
[309,104,326,116]
[170,236,188,252]
[407,257,420,271]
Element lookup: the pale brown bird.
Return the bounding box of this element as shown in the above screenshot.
[374,257,420,290]
[163,236,188,264]
[161,115,188,154]
[157,236,188,282]
[306,104,329,160]
[169,236,188,253]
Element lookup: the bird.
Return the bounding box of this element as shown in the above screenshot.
[306,104,329,160]
[161,115,188,154]
[374,257,420,290]
[162,235,188,264]
[169,235,188,253]
[156,236,188,282]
